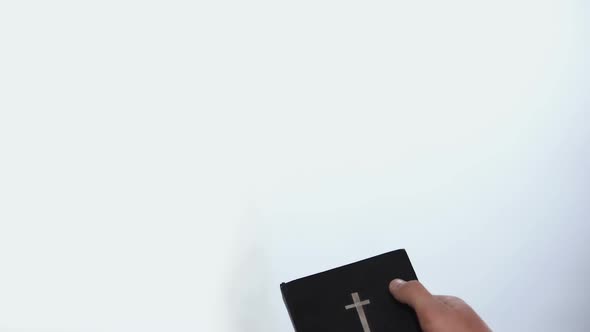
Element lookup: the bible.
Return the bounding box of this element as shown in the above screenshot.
[280,249,422,332]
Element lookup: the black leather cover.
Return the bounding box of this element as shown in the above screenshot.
[280,249,422,332]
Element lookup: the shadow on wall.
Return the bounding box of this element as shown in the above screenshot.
[228,209,276,332]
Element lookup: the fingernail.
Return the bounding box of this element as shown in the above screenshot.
[389,278,406,291]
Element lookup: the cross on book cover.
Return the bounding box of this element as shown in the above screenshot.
[280,249,422,332]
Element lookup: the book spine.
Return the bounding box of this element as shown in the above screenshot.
[280,282,299,332]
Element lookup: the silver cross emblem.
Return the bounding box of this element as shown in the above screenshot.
[345,292,372,332]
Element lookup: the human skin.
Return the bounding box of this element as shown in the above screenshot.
[389,279,492,332]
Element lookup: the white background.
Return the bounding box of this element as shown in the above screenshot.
[1,1,589,331]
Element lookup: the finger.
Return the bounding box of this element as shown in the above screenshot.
[435,295,466,309]
[389,279,436,313]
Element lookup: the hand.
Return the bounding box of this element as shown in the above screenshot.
[389,279,491,332]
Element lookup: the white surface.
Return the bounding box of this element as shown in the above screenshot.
[1,1,588,331]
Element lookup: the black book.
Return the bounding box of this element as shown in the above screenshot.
[280,249,422,332]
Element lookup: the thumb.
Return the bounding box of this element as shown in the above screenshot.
[389,279,436,313]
